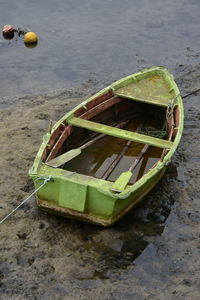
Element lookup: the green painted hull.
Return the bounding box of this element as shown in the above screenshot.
[29,67,184,226]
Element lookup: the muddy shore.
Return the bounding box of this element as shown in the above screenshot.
[0,65,200,300]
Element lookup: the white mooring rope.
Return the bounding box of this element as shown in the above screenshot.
[0,176,52,225]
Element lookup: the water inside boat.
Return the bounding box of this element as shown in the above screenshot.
[44,91,178,185]
[63,119,163,184]
[62,101,167,184]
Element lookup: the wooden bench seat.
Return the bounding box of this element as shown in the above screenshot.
[67,117,173,149]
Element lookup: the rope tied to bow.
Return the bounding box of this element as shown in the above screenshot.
[0,176,53,225]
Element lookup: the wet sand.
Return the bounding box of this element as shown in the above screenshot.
[0,64,200,300]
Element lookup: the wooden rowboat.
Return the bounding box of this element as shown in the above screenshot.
[29,67,184,226]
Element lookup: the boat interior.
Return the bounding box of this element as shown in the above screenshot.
[42,88,180,186]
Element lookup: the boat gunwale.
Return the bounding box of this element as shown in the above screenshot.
[29,66,184,198]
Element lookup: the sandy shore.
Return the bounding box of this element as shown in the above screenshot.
[0,67,200,300]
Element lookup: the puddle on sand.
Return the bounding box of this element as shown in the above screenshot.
[67,166,177,280]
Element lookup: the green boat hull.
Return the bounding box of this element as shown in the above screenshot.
[36,166,166,226]
[29,67,184,226]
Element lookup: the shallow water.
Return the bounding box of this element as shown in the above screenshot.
[0,0,200,100]
[0,1,200,299]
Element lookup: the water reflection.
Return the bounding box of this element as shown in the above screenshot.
[24,41,38,49]
[72,165,178,278]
